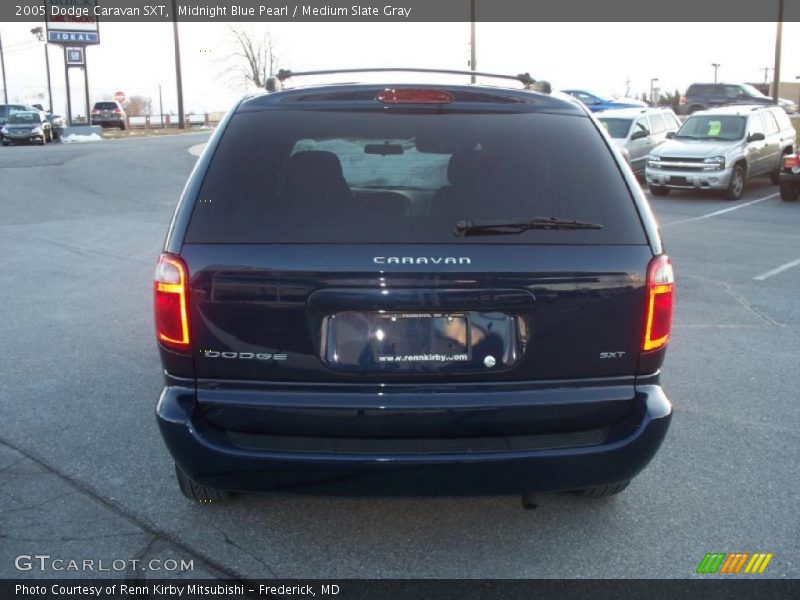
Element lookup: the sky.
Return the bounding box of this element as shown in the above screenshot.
[1,21,799,116]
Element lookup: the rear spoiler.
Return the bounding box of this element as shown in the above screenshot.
[266,68,551,94]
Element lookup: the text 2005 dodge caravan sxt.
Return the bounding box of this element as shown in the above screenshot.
[154,69,673,503]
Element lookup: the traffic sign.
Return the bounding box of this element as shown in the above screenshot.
[114,91,126,104]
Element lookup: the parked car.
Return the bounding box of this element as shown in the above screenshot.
[646,105,796,200]
[597,107,681,175]
[46,113,66,139]
[0,110,52,146]
[778,151,800,202]
[90,101,126,129]
[154,69,674,503]
[0,103,42,128]
[561,89,647,112]
[679,83,798,115]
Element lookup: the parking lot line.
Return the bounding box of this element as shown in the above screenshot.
[753,257,800,281]
[661,193,778,227]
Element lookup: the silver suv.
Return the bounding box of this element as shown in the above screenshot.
[597,107,680,175]
[646,105,796,200]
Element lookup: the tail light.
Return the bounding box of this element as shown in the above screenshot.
[782,153,799,170]
[91,109,100,115]
[642,255,674,352]
[679,95,686,105]
[154,254,190,352]
[376,89,454,104]
[113,108,122,114]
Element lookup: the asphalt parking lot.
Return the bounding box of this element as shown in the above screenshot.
[1,133,798,579]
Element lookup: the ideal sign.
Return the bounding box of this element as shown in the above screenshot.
[46,0,100,45]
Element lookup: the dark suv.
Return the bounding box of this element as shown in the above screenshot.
[155,69,674,503]
[90,101,127,129]
[679,83,797,115]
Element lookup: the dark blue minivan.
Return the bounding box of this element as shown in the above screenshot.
[155,70,673,503]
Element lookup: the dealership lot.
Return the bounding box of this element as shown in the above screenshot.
[0,134,798,578]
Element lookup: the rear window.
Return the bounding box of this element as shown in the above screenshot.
[597,117,632,139]
[93,102,118,110]
[185,109,646,245]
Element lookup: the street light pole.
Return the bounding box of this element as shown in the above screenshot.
[171,0,186,129]
[711,63,720,84]
[650,78,659,105]
[772,0,783,103]
[0,31,8,104]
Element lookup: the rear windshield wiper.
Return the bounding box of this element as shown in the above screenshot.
[454,217,603,237]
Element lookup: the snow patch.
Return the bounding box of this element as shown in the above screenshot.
[60,133,103,144]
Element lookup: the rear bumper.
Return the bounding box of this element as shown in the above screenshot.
[779,171,800,183]
[156,382,672,495]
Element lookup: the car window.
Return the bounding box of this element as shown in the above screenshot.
[571,92,596,104]
[634,117,650,134]
[93,102,119,110]
[677,115,746,140]
[771,108,792,131]
[722,86,741,100]
[688,84,709,96]
[663,112,680,129]
[649,114,667,134]
[186,109,646,245]
[761,111,779,136]
[596,117,633,139]
[748,114,765,136]
[9,113,37,124]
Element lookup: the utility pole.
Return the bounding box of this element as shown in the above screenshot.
[711,63,720,84]
[159,84,164,129]
[469,0,476,84]
[772,0,783,103]
[31,27,53,113]
[0,31,8,104]
[171,0,186,129]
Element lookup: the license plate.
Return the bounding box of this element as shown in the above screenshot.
[669,176,688,185]
[325,311,471,368]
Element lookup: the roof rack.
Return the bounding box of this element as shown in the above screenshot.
[265,68,549,93]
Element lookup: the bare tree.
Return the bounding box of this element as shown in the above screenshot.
[226,26,280,90]
[124,95,152,116]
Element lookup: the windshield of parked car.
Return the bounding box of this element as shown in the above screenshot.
[675,115,746,141]
[597,118,632,139]
[93,102,118,110]
[8,112,37,125]
[740,84,769,99]
[186,109,645,245]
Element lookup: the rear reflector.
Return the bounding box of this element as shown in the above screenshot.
[154,254,190,351]
[642,255,674,352]
[376,89,454,104]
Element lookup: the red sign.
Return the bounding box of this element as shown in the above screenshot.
[114,91,126,104]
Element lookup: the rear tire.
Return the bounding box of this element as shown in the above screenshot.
[573,480,631,498]
[649,185,670,196]
[779,181,800,202]
[174,463,233,503]
[119,121,127,131]
[724,164,746,201]
[772,150,792,184]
